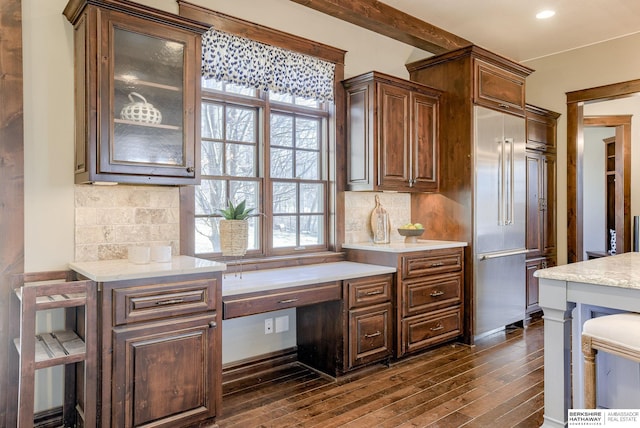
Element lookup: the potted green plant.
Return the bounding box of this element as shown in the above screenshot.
[218,199,254,256]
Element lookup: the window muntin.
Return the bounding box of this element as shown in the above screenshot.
[195,79,329,257]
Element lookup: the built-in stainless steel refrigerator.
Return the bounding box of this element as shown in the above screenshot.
[473,106,527,336]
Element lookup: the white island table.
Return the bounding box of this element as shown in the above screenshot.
[535,252,640,427]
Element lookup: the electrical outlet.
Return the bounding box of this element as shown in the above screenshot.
[264,318,274,334]
[275,315,289,333]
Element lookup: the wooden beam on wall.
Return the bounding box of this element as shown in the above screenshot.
[0,0,25,424]
[290,0,472,54]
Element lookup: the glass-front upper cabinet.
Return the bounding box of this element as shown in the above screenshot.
[64,0,209,185]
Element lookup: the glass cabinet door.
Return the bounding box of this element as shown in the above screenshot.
[65,0,207,185]
[96,10,200,182]
[112,27,186,166]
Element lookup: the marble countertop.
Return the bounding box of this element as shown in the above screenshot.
[342,239,468,253]
[69,256,226,282]
[223,261,396,296]
[534,252,640,289]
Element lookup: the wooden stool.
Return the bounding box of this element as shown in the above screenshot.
[7,271,97,427]
[582,313,640,408]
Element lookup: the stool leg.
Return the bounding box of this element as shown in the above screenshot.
[582,335,597,408]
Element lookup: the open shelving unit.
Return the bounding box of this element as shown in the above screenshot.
[8,272,96,427]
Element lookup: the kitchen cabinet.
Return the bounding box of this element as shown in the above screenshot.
[69,257,225,428]
[63,0,209,185]
[345,246,464,357]
[406,45,533,342]
[105,276,221,428]
[525,104,559,320]
[525,256,555,317]
[222,264,395,376]
[525,148,557,258]
[343,71,441,192]
[474,58,527,116]
[345,274,393,369]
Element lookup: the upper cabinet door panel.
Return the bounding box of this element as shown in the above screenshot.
[377,82,411,190]
[411,92,439,192]
[474,59,526,116]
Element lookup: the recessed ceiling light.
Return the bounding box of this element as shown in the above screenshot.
[536,10,556,19]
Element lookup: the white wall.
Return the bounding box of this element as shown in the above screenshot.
[524,32,640,264]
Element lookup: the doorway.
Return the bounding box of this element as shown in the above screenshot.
[582,116,631,257]
[567,80,638,262]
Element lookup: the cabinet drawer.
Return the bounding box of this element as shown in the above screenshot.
[402,306,462,355]
[223,281,342,319]
[113,279,216,326]
[402,273,462,317]
[474,59,526,115]
[349,303,393,369]
[346,274,393,309]
[401,248,463,279]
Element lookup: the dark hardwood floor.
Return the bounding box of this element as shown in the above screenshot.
[219,318,544,427]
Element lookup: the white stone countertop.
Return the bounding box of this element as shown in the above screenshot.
[342,239,468,253]
[69,256,226,282]
[223,261,396,296]
[534,252,640,289]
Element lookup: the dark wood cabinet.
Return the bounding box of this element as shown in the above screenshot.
[345,246,464,357]
[345,275,393,369]
[525,256,555,317]
[63,0,208,185]
[111,314,218,427]
[406,45,533,343]
[98,273,222,428]
[343,71,441,192]
[525,149,557,258]
[473,58,526,116]
[526,104,558,152]
[525,104,559,319]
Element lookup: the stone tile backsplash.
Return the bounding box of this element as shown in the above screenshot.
[75,185,180,262]
[343,191,412,244]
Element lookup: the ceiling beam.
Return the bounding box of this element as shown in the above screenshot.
[290,0,472,54]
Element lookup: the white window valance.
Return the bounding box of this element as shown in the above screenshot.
[201,28,335,102]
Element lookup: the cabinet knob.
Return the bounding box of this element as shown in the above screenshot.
[209,321,217,329]
[186,166,195,173]
[499,103,510,109]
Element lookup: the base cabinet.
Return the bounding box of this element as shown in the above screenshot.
[525,256,555,317]
[95,274,222,428]
[112,314,218,427]
[346,275,394,370]
[345,246,465,358]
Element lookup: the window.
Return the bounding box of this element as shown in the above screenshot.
[194,80,330,257]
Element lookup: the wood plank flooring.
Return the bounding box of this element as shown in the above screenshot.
[218,319,544,427]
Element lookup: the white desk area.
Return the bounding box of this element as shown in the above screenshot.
[536,252,640,428]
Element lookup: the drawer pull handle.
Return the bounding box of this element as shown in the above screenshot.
[430,324,444,332]
[365,290,384,296]
[209,321,217,329]
[154,298,185,306]
[364,331,382,339]
[278,298,299,304]
[430,290,445,297]
[430,262,444,267]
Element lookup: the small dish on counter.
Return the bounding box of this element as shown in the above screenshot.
[397,228,425,243]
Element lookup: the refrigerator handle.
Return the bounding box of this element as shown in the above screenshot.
[506,138,514,225]
[498,139,505,226]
